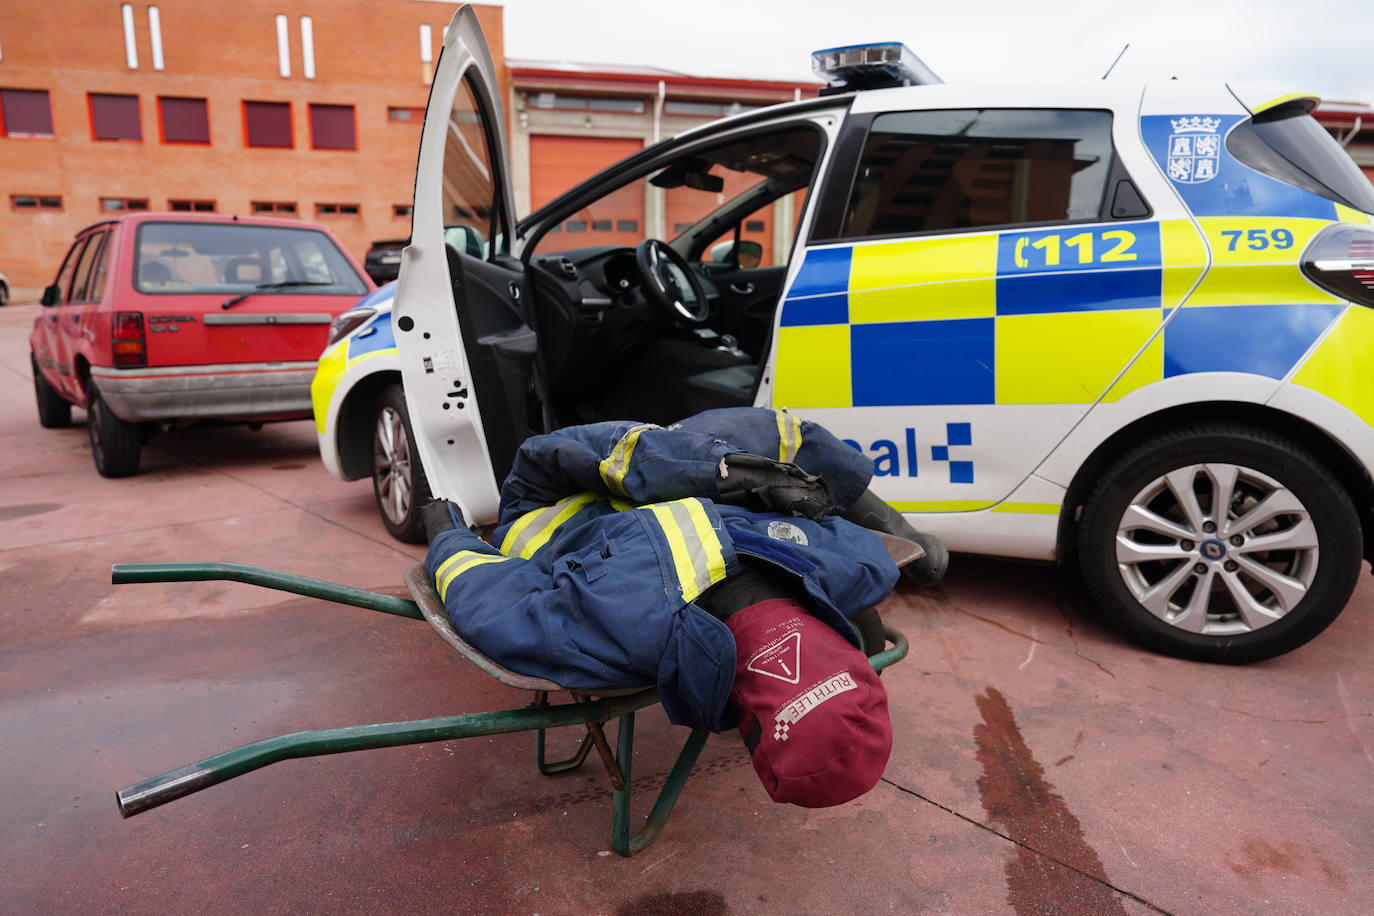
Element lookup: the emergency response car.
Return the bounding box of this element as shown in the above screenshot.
[312,5,1374,663]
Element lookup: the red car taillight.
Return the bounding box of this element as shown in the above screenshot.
[112,312,146,368]
[1301,223,1374,308]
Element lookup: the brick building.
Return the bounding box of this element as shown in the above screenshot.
[1,0,508,294]
[509,62,817,267]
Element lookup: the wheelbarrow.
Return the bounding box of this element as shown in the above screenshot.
[111,554,911,857]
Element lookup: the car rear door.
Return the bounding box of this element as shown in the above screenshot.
[41,233,97,400]
[396,4,530,525]
[762,86,1202,538]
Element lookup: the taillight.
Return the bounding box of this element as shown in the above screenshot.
[112,312,146,368]
[1301,223,1374,308]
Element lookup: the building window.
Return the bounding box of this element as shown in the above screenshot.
[309,104,356,150]
[528,92,645,114]
[251,201,297,214]
[11,195,62,210]
[101,197,149,211]
[388,107,424,122]
[315,202,360,216]
[159,97,210,144]
[617,220,639,233]
[566,220,587,232]
[393,204,413,217]
[169,199,215,212]
[591,219,612,231]
[673,222,692,233]
[664,99,756,118]
[90,93,142,141]
[745,219,766,233]
[244,101,293,148]
[1,88,55,137]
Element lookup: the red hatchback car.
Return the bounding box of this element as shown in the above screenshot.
[29,212,371,476]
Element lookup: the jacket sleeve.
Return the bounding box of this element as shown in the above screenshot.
[670,407,874,509]
[497,420,736,526]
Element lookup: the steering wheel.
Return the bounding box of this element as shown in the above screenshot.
[635,239,709,325]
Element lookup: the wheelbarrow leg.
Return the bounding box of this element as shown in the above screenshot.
[534,691,597,775]
[610,711,710,857]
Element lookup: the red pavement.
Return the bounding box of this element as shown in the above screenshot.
[2,300,1372,914]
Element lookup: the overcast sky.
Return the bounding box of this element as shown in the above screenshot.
[434,0,1374,105]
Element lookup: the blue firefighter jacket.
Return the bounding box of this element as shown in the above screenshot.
[423,408,899,733]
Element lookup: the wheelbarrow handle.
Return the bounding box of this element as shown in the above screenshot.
[111,562,424,620]
[116,689,663,817]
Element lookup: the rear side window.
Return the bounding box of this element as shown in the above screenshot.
[1227,103,1374,214]
[842,109,1116,239]
[133,222,367,295]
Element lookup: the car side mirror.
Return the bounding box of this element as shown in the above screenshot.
[735,240,763,269]
[41,284,61,306]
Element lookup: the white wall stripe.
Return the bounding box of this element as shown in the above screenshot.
[121,4,138,69]
[275,14,290,78]
[300,16,315,79]
[419,24,433,63]
[148,6,164,71]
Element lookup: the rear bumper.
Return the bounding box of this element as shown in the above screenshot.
[90,361,318,422]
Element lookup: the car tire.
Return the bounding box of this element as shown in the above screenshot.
[372,383,431,543]
[0,280,10,306]
[1078,424,1361,663]
[32,353,71,428]
[86,382,142,478]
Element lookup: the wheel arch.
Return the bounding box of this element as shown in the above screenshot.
[335,369,403,481]
[1056,400,1374,566]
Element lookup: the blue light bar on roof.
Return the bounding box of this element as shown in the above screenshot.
[811,42,942,93]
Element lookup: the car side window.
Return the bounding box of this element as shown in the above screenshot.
[841,108,1116,239]
[69,231,109,303]
[50,237,89,305]
[442,72,503,258]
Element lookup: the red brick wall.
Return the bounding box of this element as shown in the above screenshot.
[0,0,509,292]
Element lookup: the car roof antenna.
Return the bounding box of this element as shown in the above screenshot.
[1101,43,1130,79]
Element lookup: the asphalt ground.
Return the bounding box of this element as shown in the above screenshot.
[2,299,1372,914]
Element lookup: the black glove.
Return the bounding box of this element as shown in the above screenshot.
[716,452,836,520]
[421,498,465,542]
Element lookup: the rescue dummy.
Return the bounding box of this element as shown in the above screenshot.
[422,407,943,807]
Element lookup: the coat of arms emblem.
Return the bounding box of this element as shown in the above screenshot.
[1166,115,1223,184]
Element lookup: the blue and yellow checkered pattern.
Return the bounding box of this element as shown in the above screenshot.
[774,217,1345,409]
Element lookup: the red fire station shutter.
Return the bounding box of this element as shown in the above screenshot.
[529,135,643,247]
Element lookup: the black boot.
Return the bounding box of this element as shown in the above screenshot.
[842,490,949,586]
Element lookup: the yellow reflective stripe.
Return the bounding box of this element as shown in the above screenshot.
[1251,91,1318,114]
[500,492,598,559]
[598,423,659,498]
[646,498,727,602]
[435,551,511,601]
[607,497,635,512]
[774,409,802,463]
[890,500,997,512]
[309,344,348,434]
[991,502,1061,515]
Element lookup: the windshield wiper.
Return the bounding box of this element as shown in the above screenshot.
[221,281,334,310]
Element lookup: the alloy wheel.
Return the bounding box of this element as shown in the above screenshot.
[1115,462,1319,636]
[374,405,413,527]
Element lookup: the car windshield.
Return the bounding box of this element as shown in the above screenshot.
[134,222,368,295]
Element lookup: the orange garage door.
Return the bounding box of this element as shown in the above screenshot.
[530,135,643,248]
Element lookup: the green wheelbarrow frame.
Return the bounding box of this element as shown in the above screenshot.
[111,561,910,857]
